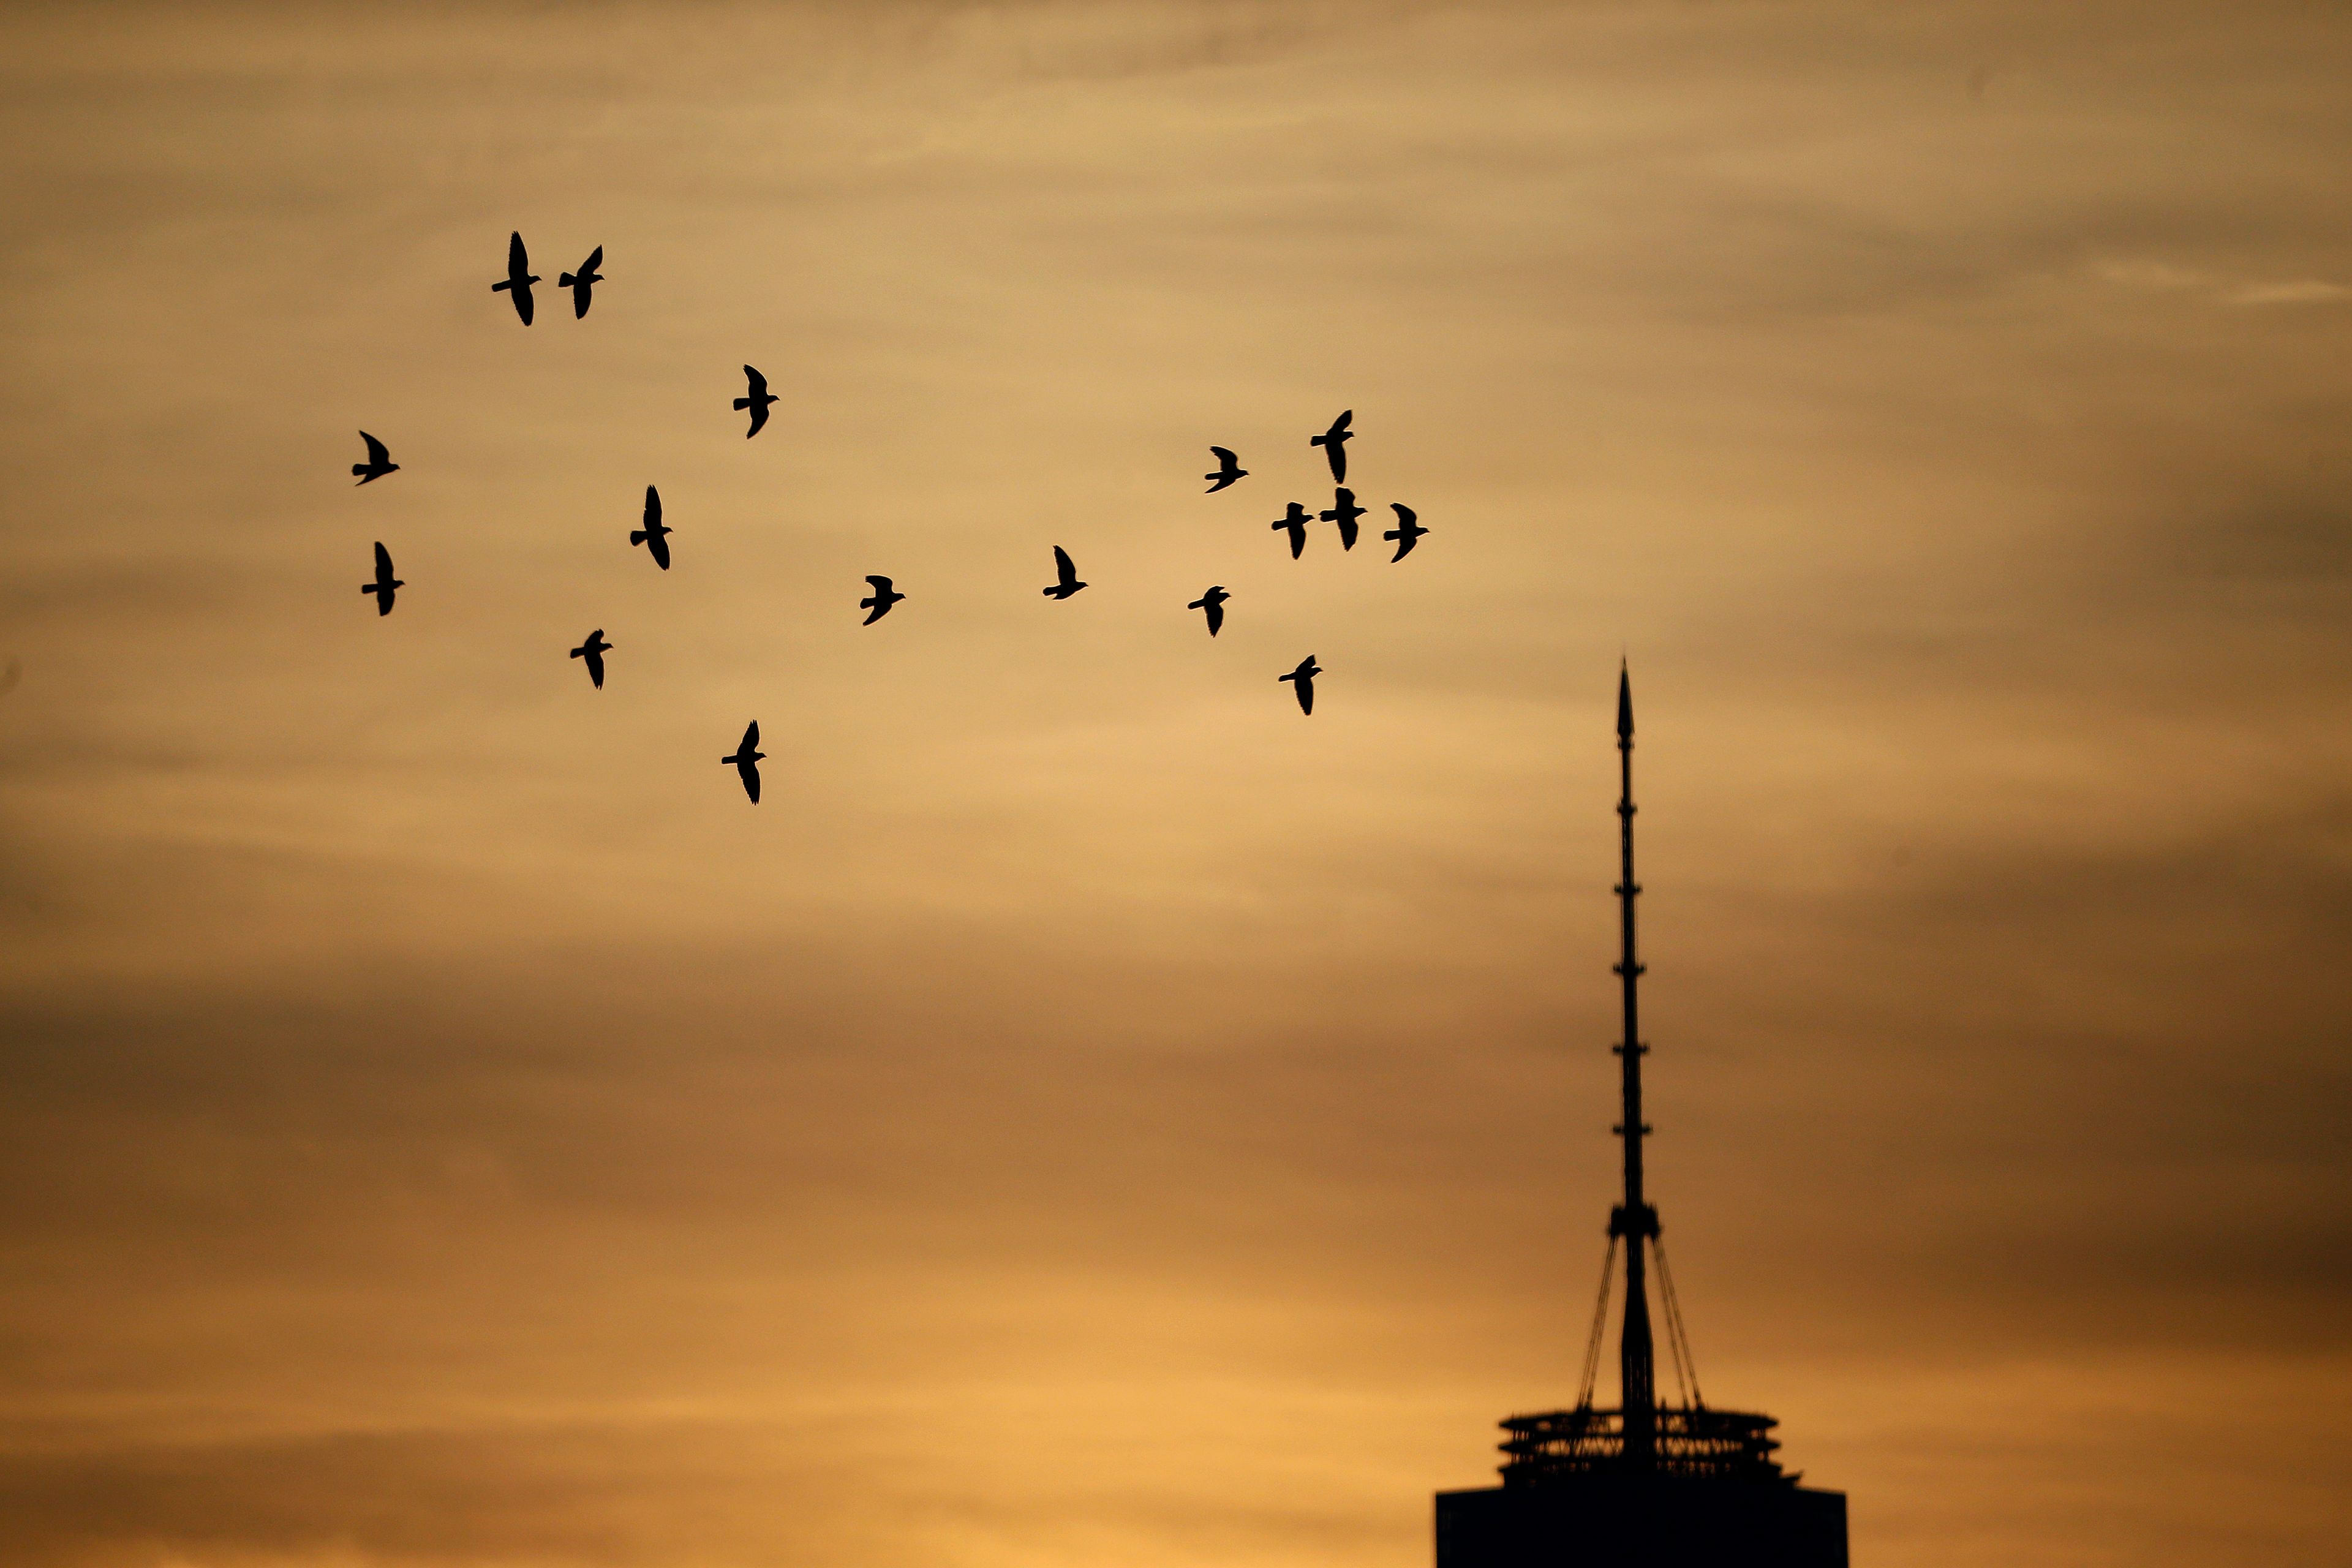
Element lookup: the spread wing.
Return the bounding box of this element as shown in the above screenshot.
[372,541,393,576]
[647,533,670,570]
[866,575,893,593]
[1210,446,1236,467]
[737,758,763,803]
[1329,409,1352,437]
[1052,545,1076,584]
[644,486,661,527]
[508,231,528,274]
[741,720,760,752]
[744,365,768,398]
[360,431,389,466]
[514,282,534,325]
[582,246,603,274]
[1205,601,1223,636]
[1391,503,1416,526]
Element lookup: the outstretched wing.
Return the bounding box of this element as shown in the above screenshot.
[1052,545,1076,584]
[373,541,393,576]
[361,431,389,466]
[742,720,760,752]
[1328,409,1352,437]
[1297,678,1314,715]
[744,365,768,398]
[1210,445,1236,467]
[739,760,762,804]
[644,486,661,527]
[1390,503,1416,526]
[866,575,892,593]
[508,230,528,274]
[1205,601,1224,636]
[514,282,535,325]
[582,245,603,274]
[648,533,670,570]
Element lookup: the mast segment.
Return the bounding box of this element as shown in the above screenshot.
[1610,663,1659,1463]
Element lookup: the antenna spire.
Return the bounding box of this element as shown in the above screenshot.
[1610,662,1659,1463]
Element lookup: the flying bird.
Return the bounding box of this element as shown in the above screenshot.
[352,431,398,485]
[1310,409,1353,482]
[570,628,612,690]
[630,485,672,570]
[1320,487,1366,551]
[1278,654,1322,715]
[734,365,778,438]
[860,575,906,624]
[491,231,538,325]
[722,720,764,804]
[557,245,604,318]
[1271,502,1313,559]
[1204,446,1247,493]
[361,541,402,615]
[1043,545,1087,600]
[1187,585,1229,637]
[1384,502,1427,562]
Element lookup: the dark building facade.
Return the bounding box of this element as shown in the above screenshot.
[1434,669,1848,1568]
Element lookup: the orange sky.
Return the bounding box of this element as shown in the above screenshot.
[1,4,2348,1566]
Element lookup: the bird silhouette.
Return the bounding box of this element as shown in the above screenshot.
[1310,410,1353,481]
[361,541,402,615]
[1188,585,1229,637]
[491,231,538,325]
[1320,486,1366,550]
[861,575,907,624]
[352,431,398,485]
[1272,502,1313,559]
[1043,545,1087,600]
[1384,502,1427,562]
[734,365,778,438]
[570,628,612,689]
[1278,654,1321,715]
[630,485,672,570]
[722,720,764,804]
[557,245,604,318]
[1205,446,1247,493]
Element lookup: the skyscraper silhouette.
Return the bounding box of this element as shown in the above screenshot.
[1434,668,1849,1568]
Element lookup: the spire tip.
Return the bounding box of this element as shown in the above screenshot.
[1616,662,1634,740]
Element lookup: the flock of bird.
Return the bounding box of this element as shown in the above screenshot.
[353,233,1430,802]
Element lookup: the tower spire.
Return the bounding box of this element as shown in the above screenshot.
[1611,662,1659,1462]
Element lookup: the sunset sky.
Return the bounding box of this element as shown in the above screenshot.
[2,3,2348,1566]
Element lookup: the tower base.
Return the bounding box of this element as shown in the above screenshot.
[1436,1475,1848,1568]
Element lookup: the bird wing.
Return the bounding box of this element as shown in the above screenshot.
[744,366,768,398]
[1392,503,1416,526]
[1330,410,1352,435]
[373,541,393,576]
[583,246,603,273]
[1052,546,1076,584]
[1210,446,1236,467]
[1297,679,1313,715]
[746,401,768,437]
[742,720,760,750]
[514,284,534,325]
[738,760,762,803]
[1206,603,1223,636]
[866,575,893,592]
[648,534,670,570]
[645,486,661,527]
[361,431,388,465]
[508,231,528,274]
